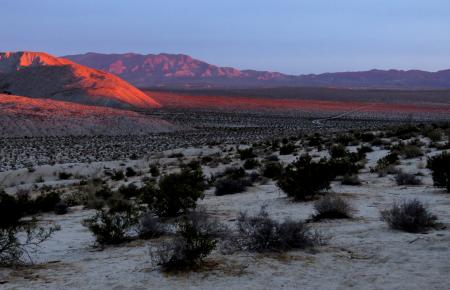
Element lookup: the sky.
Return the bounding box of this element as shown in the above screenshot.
[1,0,449,74]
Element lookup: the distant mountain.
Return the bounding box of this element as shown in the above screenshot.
[0,52,160,109]
[0,94,176,137]
[64,52,450,89]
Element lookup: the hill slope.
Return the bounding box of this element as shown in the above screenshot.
[0,94,176,137]
[65,52,450,89]
[0,52,160,109]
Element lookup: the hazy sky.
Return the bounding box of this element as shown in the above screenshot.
[1,0,449,74]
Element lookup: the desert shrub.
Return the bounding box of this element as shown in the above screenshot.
[83,206,139,245]
[153,211,223,272]
[424,129,442,142]
[215,176,251,196]
[329,144,348,159]
[341,174,362,185]
[111,170,125,181]
[0,192,58,266]
[106,193,134,213]
[261,161,283,179]
[312,196,353,221]
[34,191,61,213]
[279,143,296,155]
[0,192,23,228]
[397,144,423,159]
[125,167,137,177]
[168,152,184,158]
[373,152,399,175]
[243,158,259,170]
[54,201,68,215]
[327,157,360,177]
[334,134,355,146]
[118,183,140,199]
[138,212,166,239]
[358,145,373,154]
[236,208,320,252]
[238,148,256,160]
[395,172,422,185]
[58,171,72,180]
[427,152,450,192]
[387,125,420,140]
[360,132,376,142]
[149,165,160,177]
[277,155,333,200]
[381,200,438,233]
[142,167,205,217]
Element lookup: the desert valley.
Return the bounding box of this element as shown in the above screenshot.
[1,1,450,289]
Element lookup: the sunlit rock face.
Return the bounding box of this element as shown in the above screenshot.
[0,51,160,109]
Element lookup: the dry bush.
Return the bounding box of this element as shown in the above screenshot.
[312,196,353,221]
[381,199,438,233]
[235,208,321,252]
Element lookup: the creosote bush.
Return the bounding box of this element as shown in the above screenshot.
[261,161,283,179]
[277,155,333,201]
[341,174,362,186]
[140,165,205,217]
[153,211,225,272]
[83,206,139,245]
[0,191,58,266]
[138,212,166,239]
[395,172,422,185]
[312,196,353,221]
[381,200,438,233]
[427,152,450,192]
[236,208,320,252]
[214,167,253,196]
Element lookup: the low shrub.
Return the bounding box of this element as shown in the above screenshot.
[341,174,362,186]
[141,166,205,217]
[236,208,320,252]
[381,200,438,233]
[0,191,58,266]
[125,167,137,177]
[58,172,72,180]
[238,148,256,160]
[329,144,348,159]
[34,191,61,213]
[427,152,450,192]
[54,201,68,215]
[279,143,296,155]
[243,158,259,170]
[149,165,160,177]
[152,211,223,272]
[138,212,166,239]
[277,155,333,201]
[261,161,283,179]
[312,196,353,221]
[215,176,252,196]
[83,206,139,245]
[111,170,125,181]
[395,172,422,185]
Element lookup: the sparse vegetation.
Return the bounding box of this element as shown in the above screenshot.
[427,152,450,192]
[277,155,333,200]
[152,211,224,272]
[381,200,438,233]
[236,208,321,252]
[312,196,353,221]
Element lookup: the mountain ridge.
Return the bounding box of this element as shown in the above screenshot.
[64,52,450,89]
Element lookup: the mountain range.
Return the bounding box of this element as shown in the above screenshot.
[65,52,450,89]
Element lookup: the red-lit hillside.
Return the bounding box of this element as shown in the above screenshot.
[0,52,160,109]
[0,94,176,137]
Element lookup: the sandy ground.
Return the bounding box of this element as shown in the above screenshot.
[0,144,449,290]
